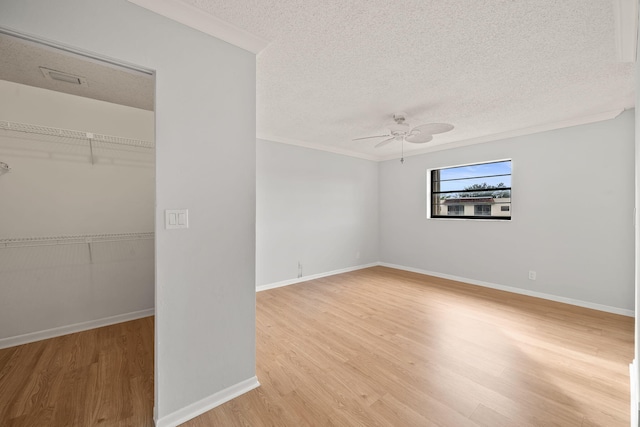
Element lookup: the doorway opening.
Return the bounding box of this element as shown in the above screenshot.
[0,28,156,426]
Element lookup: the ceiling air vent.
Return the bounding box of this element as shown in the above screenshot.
[39,67,88,86]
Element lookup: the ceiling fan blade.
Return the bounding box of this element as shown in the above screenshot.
[405,133,433,144]
[412,123,454,135]
[374,137,395,148]
[352,134,391,141]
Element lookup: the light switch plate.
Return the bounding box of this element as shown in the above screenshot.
[165,209,188,229]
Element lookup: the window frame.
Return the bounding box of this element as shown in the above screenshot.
[427,159,512,221]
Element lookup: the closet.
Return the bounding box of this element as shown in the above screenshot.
[0,48,155,347]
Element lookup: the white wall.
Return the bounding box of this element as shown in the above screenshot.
[634,26,640,426]
[257,139,378,287]
[0,80,155,237]
[0,80,153,140]
[0,80,155,343]
[1,1,257,425]
[380,110,635,312]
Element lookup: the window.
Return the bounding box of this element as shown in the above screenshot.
[428,160,511,220]
[474,205,491,216]
[447,205,464,216]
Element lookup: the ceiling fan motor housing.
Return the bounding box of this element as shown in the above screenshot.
[392,112,407,123]
[389,122,410,136]
[390,112,411,136]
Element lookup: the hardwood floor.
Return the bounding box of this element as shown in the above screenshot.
[0,316,154,427]
[190,267,633,427]
[0,266,633,426]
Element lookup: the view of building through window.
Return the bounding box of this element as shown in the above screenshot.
[429,160,512,220]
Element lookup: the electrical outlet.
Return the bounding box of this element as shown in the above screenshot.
[356,251,361,259]
[528,270,536,280]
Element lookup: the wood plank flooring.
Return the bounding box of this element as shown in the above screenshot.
[0,266,634,426]
[0,316,154,427]
[190,267,633,427]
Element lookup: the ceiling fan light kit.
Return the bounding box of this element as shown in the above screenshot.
[353,112,454,163]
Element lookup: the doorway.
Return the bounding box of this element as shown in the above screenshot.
[0,29,156,425]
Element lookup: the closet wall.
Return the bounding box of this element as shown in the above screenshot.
[0,79,155,347]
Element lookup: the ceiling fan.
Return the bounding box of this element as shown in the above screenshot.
[353,112,454,148]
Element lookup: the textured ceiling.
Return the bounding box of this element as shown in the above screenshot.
[0,34,154,111]
[184,0,635,160]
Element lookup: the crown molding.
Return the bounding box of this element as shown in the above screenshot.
[256,134,379,161]
[375,109,626,161]
[260,109,625,162]
[126,0,269,54]
[612,0,639,62]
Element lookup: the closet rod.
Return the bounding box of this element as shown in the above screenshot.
[0,232,154,248]
[0,120,154,149]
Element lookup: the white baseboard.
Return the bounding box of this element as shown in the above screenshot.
[631,359,638,427]
[154,376,260,427]
[257,261,633,316]
[256,262,378,292]
[0,308,155,349]
[379,263,635,317]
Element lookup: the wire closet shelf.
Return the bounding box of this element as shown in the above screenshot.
[0,120,154,150]
[0,232,155,249]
